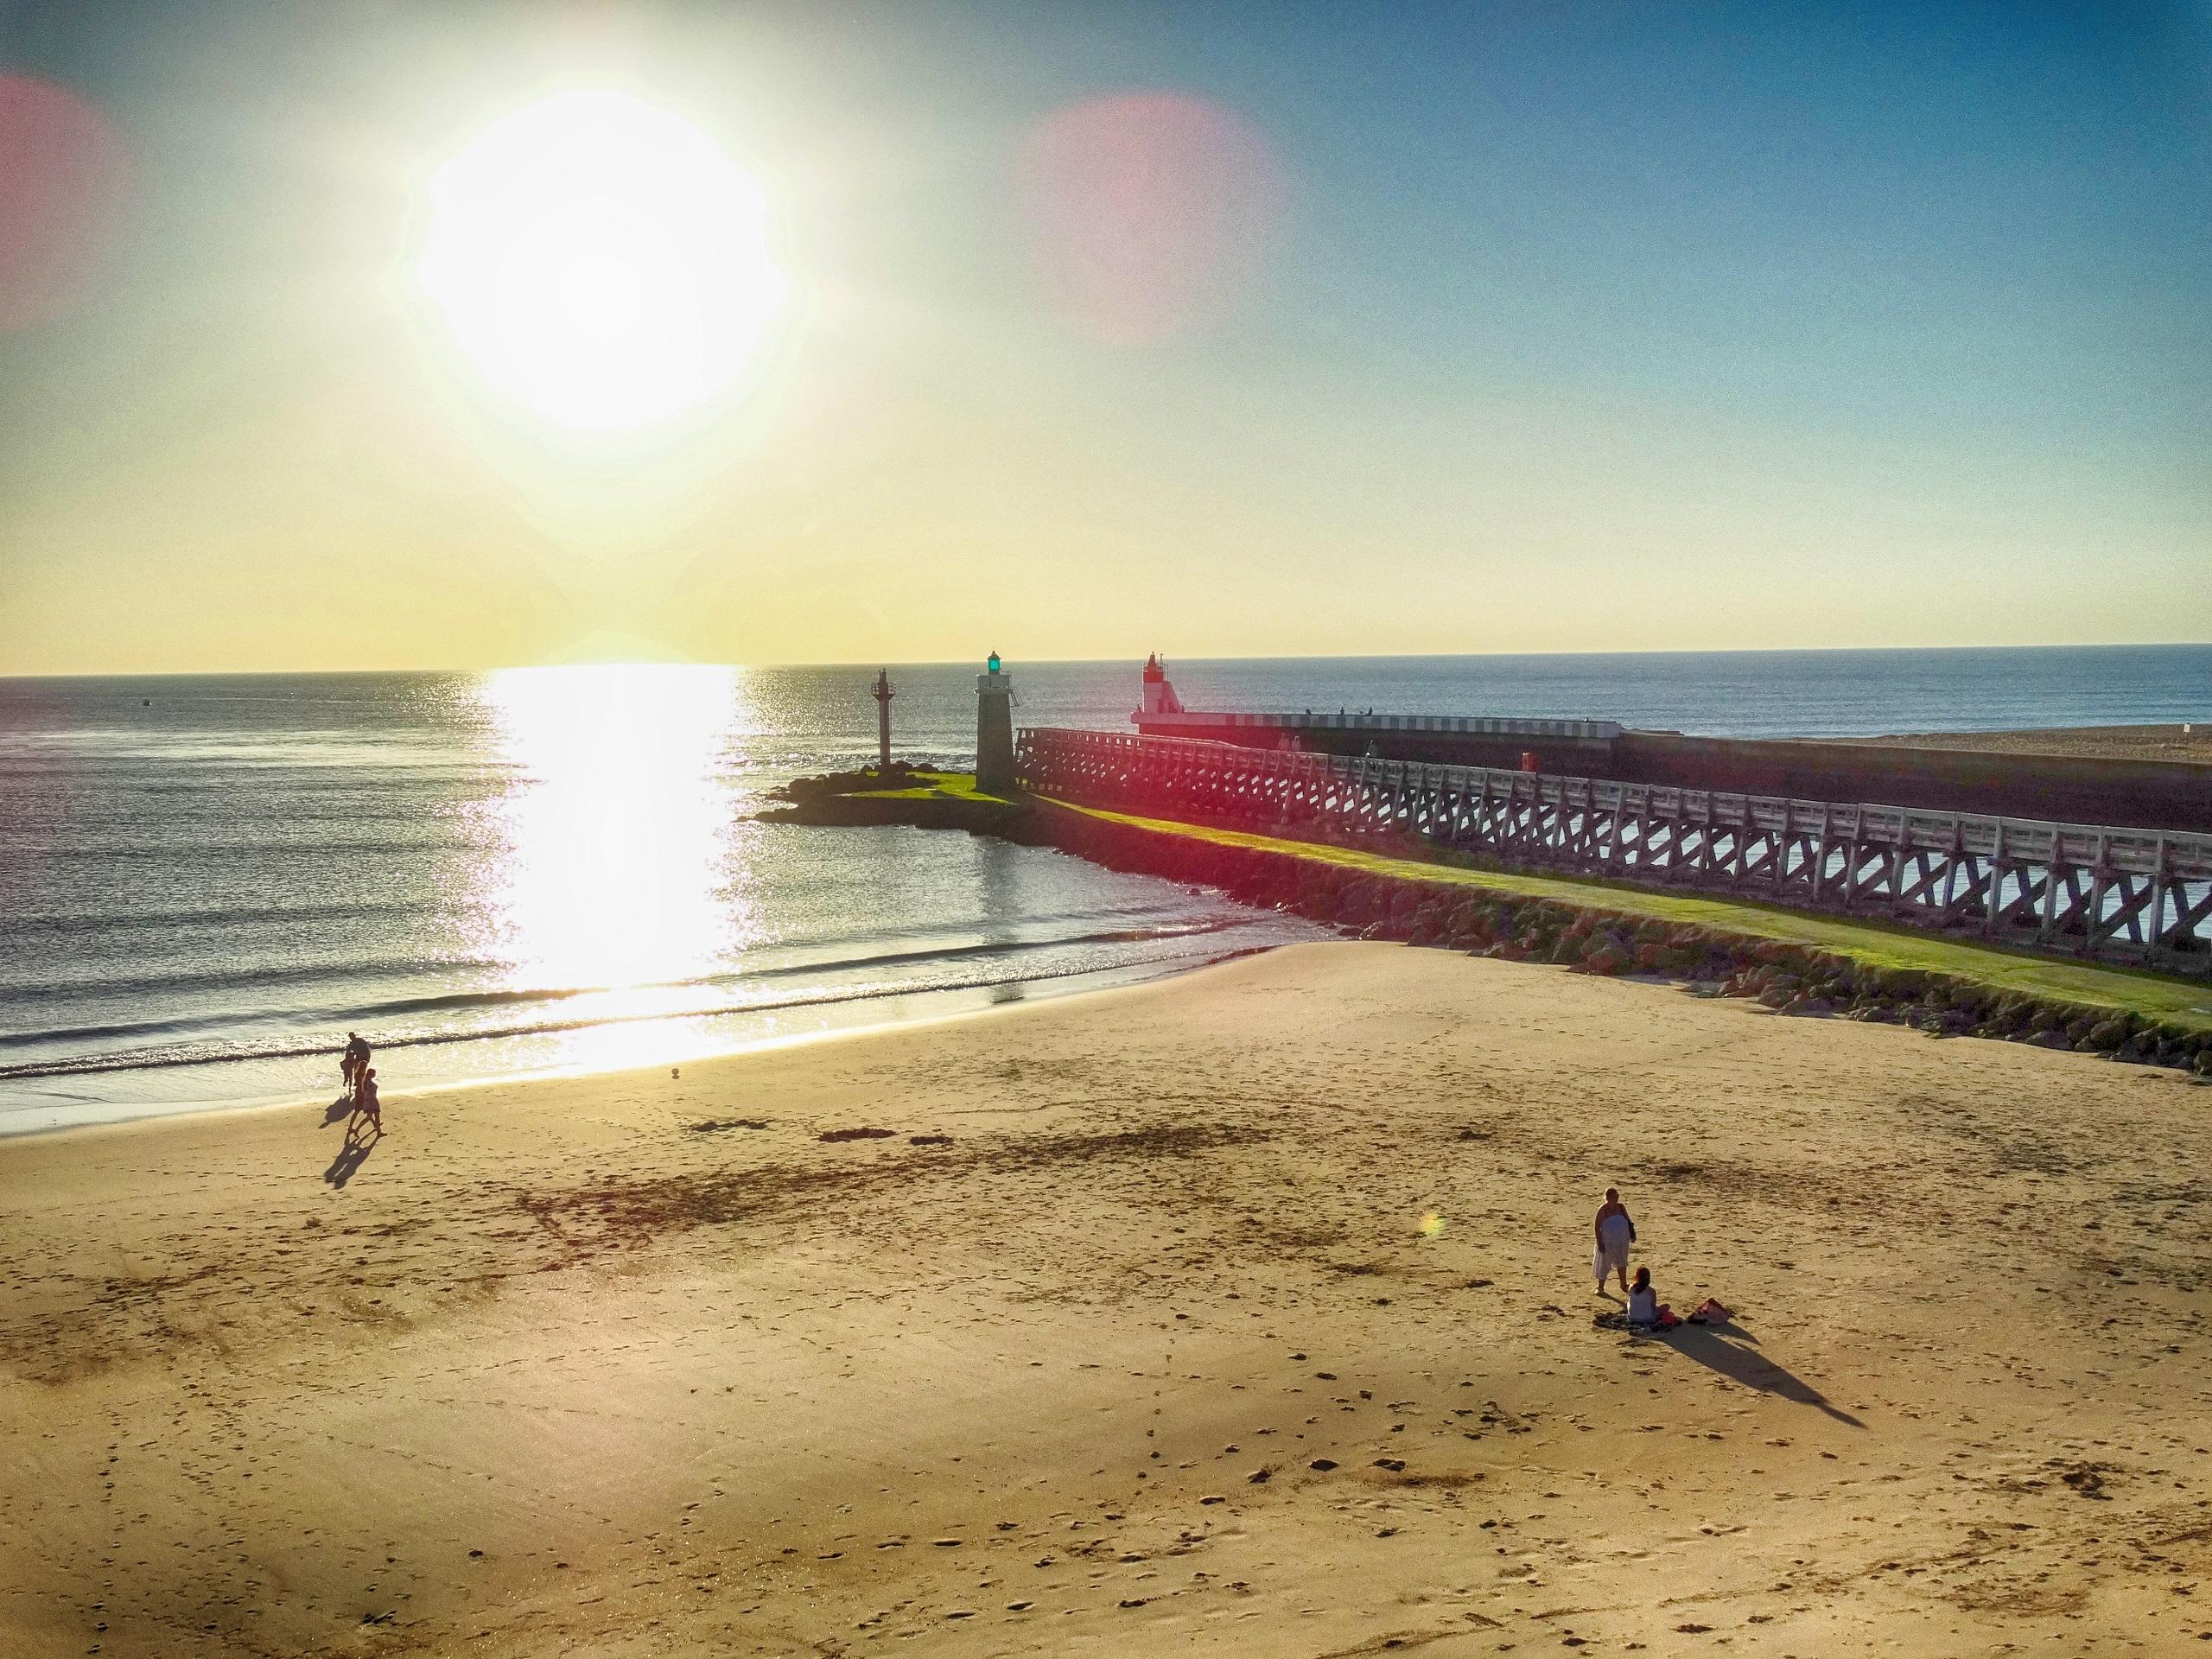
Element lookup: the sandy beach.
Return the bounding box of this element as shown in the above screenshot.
[1841,724,2212,765]
[3,940,2209,1657]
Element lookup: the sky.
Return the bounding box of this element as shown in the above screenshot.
[0,0,2207,674]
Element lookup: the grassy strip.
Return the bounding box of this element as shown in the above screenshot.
[1039,798,2212,1037]
[852,771,1019,805]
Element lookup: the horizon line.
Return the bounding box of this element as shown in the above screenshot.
[4,639,2212,682]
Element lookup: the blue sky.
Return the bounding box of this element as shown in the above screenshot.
[1,2,2205,670]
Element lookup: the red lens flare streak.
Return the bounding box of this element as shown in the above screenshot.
[0,73,130,332]
[1021,92,1286,344]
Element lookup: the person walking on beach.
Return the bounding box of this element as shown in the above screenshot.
[1593,1187,1636,1296]
[340,1031,371,1099]
[352,1066,382,1137]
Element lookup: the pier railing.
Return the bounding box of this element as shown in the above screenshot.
[1016,728,2212,976]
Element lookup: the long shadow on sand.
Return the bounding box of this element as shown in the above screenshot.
[323,1113,381,1188]
[1657,1323,1865,1427]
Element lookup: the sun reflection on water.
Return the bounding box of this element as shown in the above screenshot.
[468,665,760,1018]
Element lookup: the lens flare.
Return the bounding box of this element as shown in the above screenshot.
[0,74,130,332]
[1021,92,1285,343]
[1419,1211,1446,1238]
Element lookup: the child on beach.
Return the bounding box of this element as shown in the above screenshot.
[341,1031,371,1098]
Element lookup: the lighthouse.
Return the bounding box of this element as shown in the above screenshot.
[976,652,1015,793]
[871,668,894,769]
[1137,652,1185,720]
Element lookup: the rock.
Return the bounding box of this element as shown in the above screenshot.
[2086,1018,2133,1052]
[1443,904,1491,947]
[1308,1458,1338,1471]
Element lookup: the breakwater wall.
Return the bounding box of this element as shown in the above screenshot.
[1136,714,2212,831]
[1617,732,2212,834]
[1018,728,2212,978]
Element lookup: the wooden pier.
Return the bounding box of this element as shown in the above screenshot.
[1018,728,2212,977]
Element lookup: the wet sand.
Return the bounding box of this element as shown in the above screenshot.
[3,942,2208,1656]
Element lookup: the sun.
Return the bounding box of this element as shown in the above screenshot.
[416,89,786,435]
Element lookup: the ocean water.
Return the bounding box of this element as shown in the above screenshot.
[3,645,2206,1135]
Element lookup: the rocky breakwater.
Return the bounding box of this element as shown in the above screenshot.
[1023,802,2212,1080]
[753,779,2212,1077]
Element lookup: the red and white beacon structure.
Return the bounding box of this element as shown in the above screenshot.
[1136,652,1185,721]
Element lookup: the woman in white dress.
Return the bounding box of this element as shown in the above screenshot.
[1592,1187,1635,1294]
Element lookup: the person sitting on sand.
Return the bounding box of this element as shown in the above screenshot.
[1593,1187,1635,1295]
[1624,1267,1681,1331]
[1627,1266,1659,1327]
[341,1031,371,1098]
